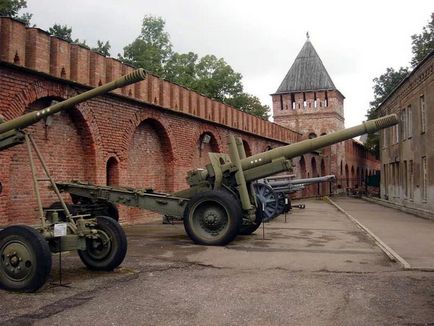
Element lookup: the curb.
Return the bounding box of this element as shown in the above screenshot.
[325,196,411,270]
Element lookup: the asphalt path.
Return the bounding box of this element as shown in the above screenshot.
[1,199,433,325]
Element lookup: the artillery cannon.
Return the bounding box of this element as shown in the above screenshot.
[254,175,337,221]
[0,69,146,292]
[57,114,399,245]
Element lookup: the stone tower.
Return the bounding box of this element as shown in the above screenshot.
[271,34,345,139]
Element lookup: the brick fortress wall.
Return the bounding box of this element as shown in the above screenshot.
[0,17,301,225]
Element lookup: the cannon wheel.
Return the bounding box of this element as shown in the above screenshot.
[238,200,263,235]
[78,216,127,271]
[253,183,279,222]
[0,225,52,292]
[183,190,242,246]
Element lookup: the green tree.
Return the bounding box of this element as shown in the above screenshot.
[48,24,73,42]
[92,40,111,57]
[120,15,173,76]
[193,55,243,102]
[411,13,434,68]
[365,67,409,156]
[164,52,198,88]
[226,93,270,120]
[0,0,32,25]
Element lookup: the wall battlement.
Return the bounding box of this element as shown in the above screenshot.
[0,17,300,143]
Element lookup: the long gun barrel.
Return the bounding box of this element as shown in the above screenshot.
[236,114,398,172]
[267,175,336,188]
[0,69,146,135]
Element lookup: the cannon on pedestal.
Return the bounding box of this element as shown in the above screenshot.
[0,69,146,292]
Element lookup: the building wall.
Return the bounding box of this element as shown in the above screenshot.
[378,52,434,217]
[0,17,301,225]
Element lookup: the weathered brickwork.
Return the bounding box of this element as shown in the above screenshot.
[378,51,434,218]
[0,17,301,225]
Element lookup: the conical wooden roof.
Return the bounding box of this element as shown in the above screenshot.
[276,37,336,94]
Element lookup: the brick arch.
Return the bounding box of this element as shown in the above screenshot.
[192,127,223,154]
[5,95,99,223]
[5,82,102,172]
[190,130,221,170]
[242,139,252,157]
[6,81,72,119]
[122,111,175,162]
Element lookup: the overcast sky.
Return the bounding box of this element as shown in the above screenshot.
[27,0,433,127]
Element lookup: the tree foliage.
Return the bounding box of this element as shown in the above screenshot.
[366,13,434,156]
[120,15,173,76]
[410,13,434,68]
[92,40,111,57]
[120,15,269,119]
[48,24,73,42]
[226,93,270,119]
[0,0,32,25]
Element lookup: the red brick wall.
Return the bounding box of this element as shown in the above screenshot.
[0,66,292,225]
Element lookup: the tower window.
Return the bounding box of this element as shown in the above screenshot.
[291,93,296,110]
[280,94,284,110]
[324,91,328,107]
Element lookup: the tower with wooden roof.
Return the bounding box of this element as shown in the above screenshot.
[271,34,345,140]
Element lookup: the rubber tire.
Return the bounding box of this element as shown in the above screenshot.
[183,190,242,246]
[78,216,127,271]
[0,225,52,292]
[238,205,263,235]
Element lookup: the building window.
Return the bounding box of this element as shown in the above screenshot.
[422,156,428,202]
[404,160,408,198]
[383,163,388,196]
[382,128,388,148]
[407,105,412,138]
[401,108,406,140]
[420,95,426,133]
[409,160,414,200]
[308,132,317,139]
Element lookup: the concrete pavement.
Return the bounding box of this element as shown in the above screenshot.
[331,197,434,270]
[0,199,433,325]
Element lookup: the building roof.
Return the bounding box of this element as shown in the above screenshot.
[275,36,336,94]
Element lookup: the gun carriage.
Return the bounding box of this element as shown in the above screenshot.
[0,62,398,292]
[56,114,399,243]
[0,69,146,292]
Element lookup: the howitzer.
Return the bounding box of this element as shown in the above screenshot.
[255,175,336,220]
[0,69,146,292]
[0,69,147,151]
[57,114,399,245]
[268,175,336,193]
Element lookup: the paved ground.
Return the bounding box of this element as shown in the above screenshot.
[1,199,434,325]
[333,197,434,269]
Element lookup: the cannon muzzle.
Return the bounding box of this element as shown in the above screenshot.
[238,114,398,172]
[0,69,146,135]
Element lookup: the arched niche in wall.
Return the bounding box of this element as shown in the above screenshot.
[106,156,120,186]
[127,118,173,191]
[7,96,96,223]
[311,157,318,177]
[192,131,220,169]
[242,139,252,157]
[299,155,306,178]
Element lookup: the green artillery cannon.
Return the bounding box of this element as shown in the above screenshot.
[254,175,336,221]
[0,69,146,292]
[57,114,399,245]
